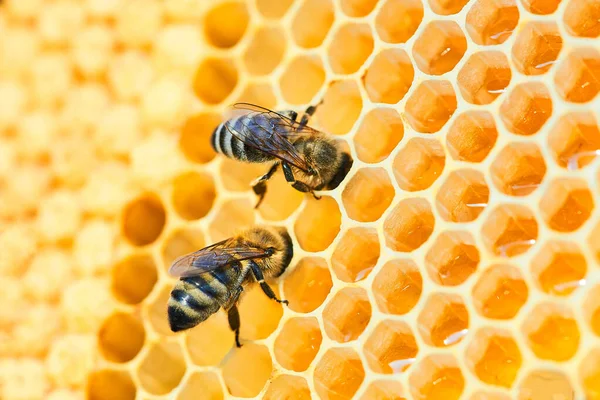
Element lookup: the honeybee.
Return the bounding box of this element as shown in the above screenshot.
[167,225,293,347]
[211,102,353,208]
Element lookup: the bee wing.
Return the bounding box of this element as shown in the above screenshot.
[226,103,318,173]
[168,240,273,278]
[233,102,322,136]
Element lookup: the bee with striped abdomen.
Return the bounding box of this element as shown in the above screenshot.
[167,225,293,347]
[211,102,353,208]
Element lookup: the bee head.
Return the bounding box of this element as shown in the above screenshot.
[326,152,353,190]
[272,227,293,278]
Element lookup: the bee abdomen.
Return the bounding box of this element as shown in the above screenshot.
[211,117,274,163]
[211,119,245,161]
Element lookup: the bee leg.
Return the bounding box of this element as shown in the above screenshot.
[249,261,289,306]
[225,287,243,347]
[227,305,242,348]
[298,100,323,130]
[251,163,279,208]
[280,110,298,123]
[282,163,320,200]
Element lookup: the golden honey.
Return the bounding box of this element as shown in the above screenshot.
[1,0,600,399]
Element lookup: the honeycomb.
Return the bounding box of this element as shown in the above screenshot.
[0,0,599,399]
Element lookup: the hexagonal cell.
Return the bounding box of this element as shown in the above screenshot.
[409,354,465,400]
[161,228,205,272]
[363,49,414,104]
[203,2,249,48]
[316,80,362,135]
[219,158,265,193]
[405,80,457,133]
[376,0,424,43]
[472,264,528,320]
[490,143,546,197]
[238,283,284,340]
[361,380,405,400]
[243,26,286,76]
[331,227,380,282]
[500,82,552,135]
[314,347,365,400]
[235,82,277,109]
[274,317,322,372]
[177,372,223,400]
[417,293,469,347]
[584,285,600,337]
[292,0,334,49]
[179,112,219,164]
[466,0,519,45]
[138,341,186,395]
[521,0,562,14]
[283,257,333,313]
[258,173,305,223]
[511,21,563,75]
[342,168,395,223]
[384,198,435,252]
[457,52,511,104]
[554,47,600,103]
[564,0,600,38]
[429,0,469,14]
[519,370,574,400]
[425,231,480,286]
[341,0,379,16]
[470,392,511,400]
[581,349,600,397]
[87,369,136,400]
[354,108,404,163]
[280,55,325,105]
[185,311,234,366]
[121,193,166,246]
[111,254,158,305]
[208,198,256,242]
[323,287,372,343]
[147,285,176,336]
[98,311,145,363]
[171,171,216,221]
[481,204,538,257]
[531,241,587,296]
[446,111,498,163]
[540,178,594,232]
[192,57,238,105]
[294,196,341,252]
[222,343,272,397]
[393,138,445,192]
[522,303,580,362]
[364,320,419,374]
[264,375,310,400]
[465,328,522,388]
[549,111,600,170]
[373,259,422,315]
[328,23,374,75]
[436,169,489,223]
[256,0,294,18]
[412,21,467,75]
